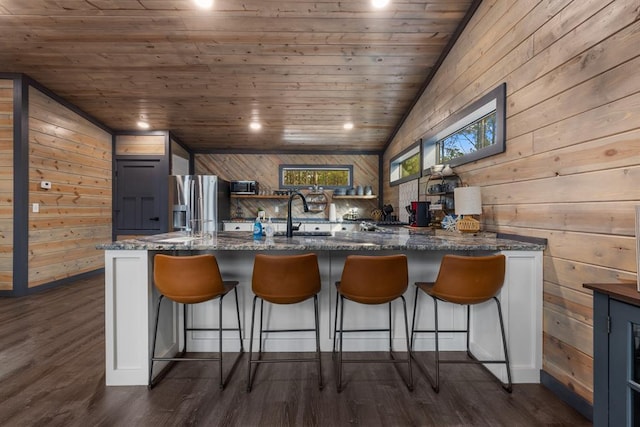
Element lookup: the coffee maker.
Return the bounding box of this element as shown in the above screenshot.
[406,201,431,227]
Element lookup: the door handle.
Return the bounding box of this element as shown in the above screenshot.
[149,217,160,221]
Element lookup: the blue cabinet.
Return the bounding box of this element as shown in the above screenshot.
[585,282,640,426]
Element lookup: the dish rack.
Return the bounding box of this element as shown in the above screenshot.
[306,189,328,212]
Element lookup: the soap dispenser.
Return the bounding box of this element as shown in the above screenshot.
[253,216,263,240]
[265,217,274,238]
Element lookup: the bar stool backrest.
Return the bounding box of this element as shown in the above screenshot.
[339,254,408,304]
[154,254,225,304]
[431,254,506,305]
[252,253,321,304]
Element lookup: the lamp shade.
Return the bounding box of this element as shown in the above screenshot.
[454,186,482,215]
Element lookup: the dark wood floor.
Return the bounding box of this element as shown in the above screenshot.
[0,275,591,426]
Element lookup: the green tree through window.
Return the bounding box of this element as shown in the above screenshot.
[400,152,420,178]
[440,112,496,163]
[280,165,353,188]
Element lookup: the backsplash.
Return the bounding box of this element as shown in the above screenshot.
[231,192,378,221]
[195,152,380,220]
[398,180,419,223]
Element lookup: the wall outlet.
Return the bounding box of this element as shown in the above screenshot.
[40,181,52,190]
[32,203,40,213]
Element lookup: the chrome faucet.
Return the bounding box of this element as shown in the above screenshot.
[286,191,309,237]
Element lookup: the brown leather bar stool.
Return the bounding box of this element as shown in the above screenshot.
[333,254,413,392]
[149,254,243,389]
[247,253,323,391]
[410,254,512,392]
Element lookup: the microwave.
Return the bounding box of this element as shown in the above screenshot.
[230,180,258,195]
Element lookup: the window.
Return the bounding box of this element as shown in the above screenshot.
[422,83,506,173]
[439,112,495,162]
[279,165,353,188]
[390,142,421,185]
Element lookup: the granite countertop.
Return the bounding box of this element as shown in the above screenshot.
[97,229,545,252]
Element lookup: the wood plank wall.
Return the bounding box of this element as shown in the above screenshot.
[28,88,112,288]
[0,79,13,291]
[115,134,165,156]
[195,153,380,219]
[383,0,640,404]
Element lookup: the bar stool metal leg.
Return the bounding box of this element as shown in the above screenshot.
[401,296,414,390]
[218,295,224,389]
[314,294,323,389]
[234,287,244,352]
[332,288,339,355]
[247,295,259,392]
[433,297,440,393]
[410,285,419,350]
[148,295,164,389]
[388,301,393,352]
[495,297,513,392]
[337,295,345,392]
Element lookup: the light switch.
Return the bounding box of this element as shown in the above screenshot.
[32,203,39,213]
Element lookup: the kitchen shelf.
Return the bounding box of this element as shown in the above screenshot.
[231,194,378,200]
[332,195,377,199]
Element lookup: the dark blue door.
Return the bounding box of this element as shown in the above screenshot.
[115,159,166,236]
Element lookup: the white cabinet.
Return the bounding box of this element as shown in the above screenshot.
[332,223,357,232]
[223,222,253,231]
[223,221,354,232]
[302,223,332,232]
[272,222,287,232]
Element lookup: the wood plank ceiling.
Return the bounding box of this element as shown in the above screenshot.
[0,0,474,153]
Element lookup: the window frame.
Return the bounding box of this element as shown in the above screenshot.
[389,141,422,186]
[421,82,506,174]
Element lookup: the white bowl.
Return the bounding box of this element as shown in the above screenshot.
[430,164,444,174]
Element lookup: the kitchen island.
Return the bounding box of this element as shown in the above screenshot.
[98,229,544,386]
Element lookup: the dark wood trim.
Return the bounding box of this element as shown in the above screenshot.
[168,131,194,174]
[383,0,483,152]
[541,370,593,422]
[0,72,22,80]
[113,130,168,136]
[12,75,29,297]
[113,154,167,161]
[195,148,384,156]
[160,133,171,233]
[377,154,384,208]
[111,134,117,241]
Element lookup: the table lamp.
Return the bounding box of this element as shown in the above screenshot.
[454,186,482,233]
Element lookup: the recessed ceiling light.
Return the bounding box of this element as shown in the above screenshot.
[194,0,213,9]
[250,122,262,131]
[343,122,354,130]
[137,121,150,129]
[372,0,390,8]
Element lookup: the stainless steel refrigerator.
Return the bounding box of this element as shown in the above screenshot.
[168,175,230,234]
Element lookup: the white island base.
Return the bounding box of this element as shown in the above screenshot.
[104,246,542,387]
